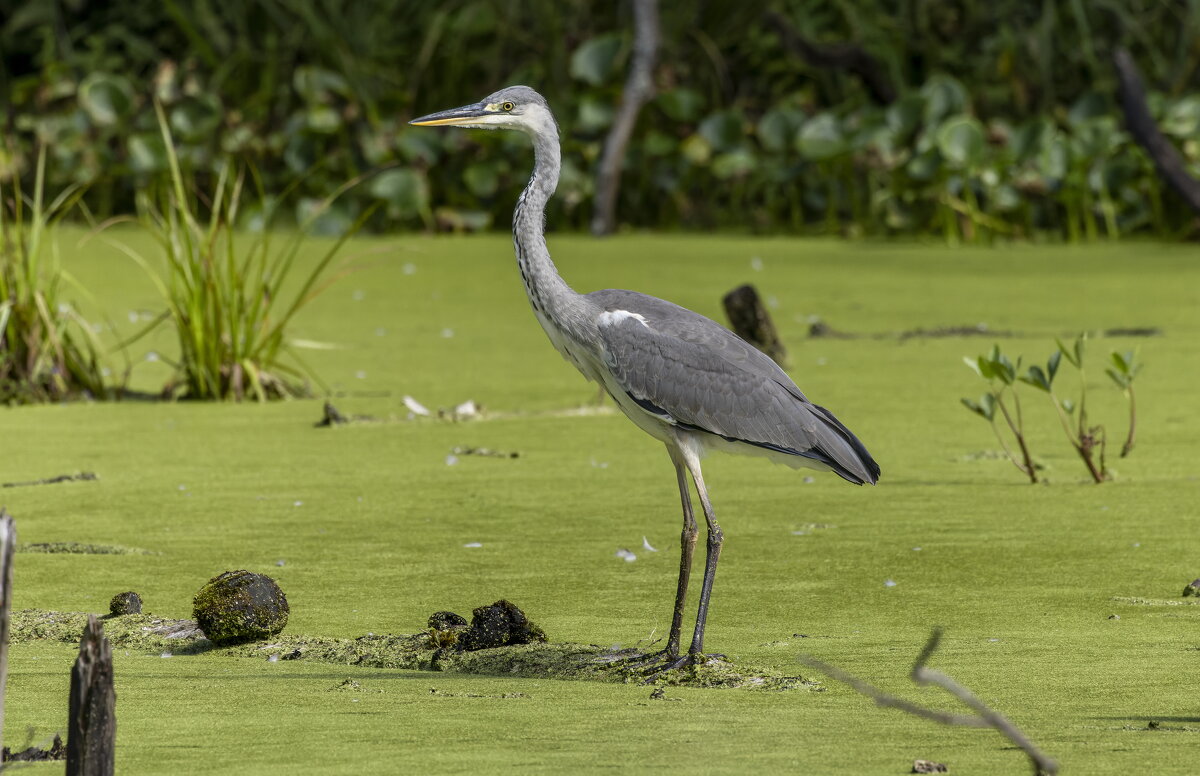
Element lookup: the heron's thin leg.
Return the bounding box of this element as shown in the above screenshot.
[666,447,698,658]
[682,455,722,656]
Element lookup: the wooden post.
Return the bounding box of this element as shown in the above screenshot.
[722,284,788,366]
[0,508,14,749]
[66,615,115,776]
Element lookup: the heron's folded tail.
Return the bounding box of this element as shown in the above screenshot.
[807,403,881,486]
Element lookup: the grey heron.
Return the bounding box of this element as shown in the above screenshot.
[411,86,879,669]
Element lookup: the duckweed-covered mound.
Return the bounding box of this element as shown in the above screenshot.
[192,570,289,645]
[9,609,818,691]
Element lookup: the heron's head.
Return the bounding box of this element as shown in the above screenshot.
[409,85,555,138]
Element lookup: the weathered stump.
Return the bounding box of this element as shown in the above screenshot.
[0,509,14,746]
[67,615,115,776]
[722,284,788,366]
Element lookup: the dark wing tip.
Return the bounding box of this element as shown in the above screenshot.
[810,403,881,486]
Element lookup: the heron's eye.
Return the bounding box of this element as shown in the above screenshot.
[502,102,514,112]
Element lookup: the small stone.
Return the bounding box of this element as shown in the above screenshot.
[912,759,948,773]
[109,591,143,616]
[1182,578,1200,597]
[1108,614,1120,620]
[193,570,289,646]
[455,600,547,651]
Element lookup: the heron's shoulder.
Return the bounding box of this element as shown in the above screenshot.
[587,289,713,331]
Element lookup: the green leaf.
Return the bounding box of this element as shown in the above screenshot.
[756,108,802,153]
[78,73,135,127]
[463,163,499,198]
[306,104,342,134]
[127,133,168,174]
[963,356,982,376]
[169,95,222,142]
[936,115,985,169]
[1110,350,1129,373]
[293,66,349,102]
[367,168,428,214]
[1068,92,1109,127]
[1162,95,1200,138]
[961,395,994,421]
[1056,337,1080,368]
[976,355,996,380]
[656,88,705,122]
[920,75,968,126]
[577,96,615,132]
[796,113,845,161]
[886,94,925,137]
[1061,398,1076,414]
[699,112,744,153]
[569,34,624,86]
[1047,350,1061,382]
[712,150,757,179]
[680,134,712,165]
[1020,365,1050,392]
[1106,367,1129,389]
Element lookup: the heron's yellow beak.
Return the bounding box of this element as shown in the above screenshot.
[409,102,490,127]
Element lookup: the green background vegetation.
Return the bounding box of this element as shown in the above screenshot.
[5,0,1200,238]
[2,232,1198,773]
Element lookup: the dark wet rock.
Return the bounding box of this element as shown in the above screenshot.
[1182,579,1200,597]
[455,600,547,651]
[109,591,143,616]
[2,734,65,762]
[193,570,289,645]
[428,611,468,630]
[912,759,948,773]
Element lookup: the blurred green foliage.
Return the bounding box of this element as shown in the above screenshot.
[3,0,1200,239]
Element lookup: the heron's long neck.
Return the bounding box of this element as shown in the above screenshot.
[512,129,593,342]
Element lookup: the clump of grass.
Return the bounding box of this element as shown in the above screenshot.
[0,146,112,404]
[114,103,372,401]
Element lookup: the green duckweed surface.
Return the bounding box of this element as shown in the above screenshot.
[1,230,1198,774]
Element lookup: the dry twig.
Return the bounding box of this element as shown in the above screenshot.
[801,628,1058,776]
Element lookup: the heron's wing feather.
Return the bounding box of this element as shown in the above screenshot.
[590,290,879,485]
[588,289,805,398]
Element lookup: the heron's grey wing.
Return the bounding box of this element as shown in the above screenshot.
[588,289,806,399]
[591,293,879,485]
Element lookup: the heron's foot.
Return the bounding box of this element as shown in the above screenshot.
[638,650,729,681]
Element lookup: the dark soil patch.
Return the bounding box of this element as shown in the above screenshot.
[314,401,379,427]
[1104,327,1162,337]
[897,324,1014,341]
[2,734,65,762]
[1,472,97,488]
[17,542,152,555]
[450,446,520,459]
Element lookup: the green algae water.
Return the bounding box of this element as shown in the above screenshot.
[1,229,1198,774]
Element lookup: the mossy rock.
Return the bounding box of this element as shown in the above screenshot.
[1183,578,1200,597]
[193,570,289,645]
[109,591,143,615]
[456,600,547,651]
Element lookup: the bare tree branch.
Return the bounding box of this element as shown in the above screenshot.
[801,628,1059,776]
[591,0,659,236]
[1114,48,1200,215]
[765,10,896,105]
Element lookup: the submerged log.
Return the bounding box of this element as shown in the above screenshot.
[67,615,115,776]
[723,284,788,366]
